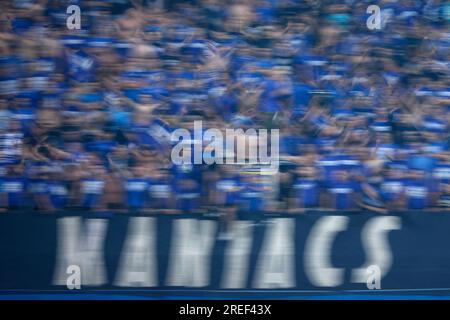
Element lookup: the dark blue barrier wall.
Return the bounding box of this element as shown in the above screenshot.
[1,211,450,292]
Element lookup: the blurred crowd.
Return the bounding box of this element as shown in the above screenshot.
[0,0,449,215]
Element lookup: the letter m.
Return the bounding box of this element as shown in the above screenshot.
[53,217,108,286]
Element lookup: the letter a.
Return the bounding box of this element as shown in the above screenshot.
[66,265,81,289]
[366,5,381,30]
[66,5,81,30]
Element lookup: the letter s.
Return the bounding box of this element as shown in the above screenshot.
[351,216,401,284]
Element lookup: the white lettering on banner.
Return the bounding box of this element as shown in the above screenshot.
[253,218,296,288]
[53,217,108,286]
[304,216,349,287]
[114,217,158,287]
[221,221,254,289]
[51,216,402,288]
[166,219,217,287]
[351,216,401,284]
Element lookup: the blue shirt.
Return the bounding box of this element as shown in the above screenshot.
[380,178,405,202]
[405,179,428,210]
[125,178,150,208]
[66,50,97,82]
[293,178,320,208]
[434,164,450,185]
[149,178,173,209]
[216,178,240,205]
[80,178,105,208]
[48,181,69,209]
[237,183,265,212]
[328,181,361,210]
[1,177,27,207]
